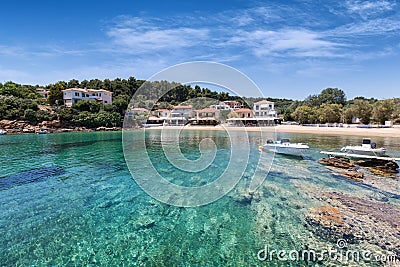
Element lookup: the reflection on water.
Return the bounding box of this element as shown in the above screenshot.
[0,130,399,266]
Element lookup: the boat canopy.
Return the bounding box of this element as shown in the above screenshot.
[362,139,371,144]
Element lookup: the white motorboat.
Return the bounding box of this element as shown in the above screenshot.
[142,123,163,128]
[340,138,386,157]
[0,129,5,135]
[260,139,309,156]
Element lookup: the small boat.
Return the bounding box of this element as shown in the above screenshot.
[0,129,5,135]
[340,138,386,157]
[142,123,163,128]
[36,129,48,134]
[260,139,309,156]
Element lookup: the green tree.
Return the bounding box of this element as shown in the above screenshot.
[47,82,65,105]
[67,79,80,88]
[0,82,39,99]
[342,107,356,124]
[283,100,302,121]
[305,88,346,107]
[72,111,97,127]
[318,104,342,123]
[24,109,37,124]
[353,99,372,124]
[72,100,101,113]
[36,110,57,122]
[95,111,122,127]
[112,97,128,115]
[318,88,346,105]
[372,99,395,125]
[292,105,316,124]
[58,107,79,122]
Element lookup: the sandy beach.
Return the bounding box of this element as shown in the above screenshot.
[146,124,400,138]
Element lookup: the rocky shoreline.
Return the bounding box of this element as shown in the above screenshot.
[306,191,400,260]
[0,119,121,134]
[319,156,399,178]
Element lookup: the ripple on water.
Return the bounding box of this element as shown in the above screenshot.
[0,131,399,266]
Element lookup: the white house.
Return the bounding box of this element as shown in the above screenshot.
[166,105,193,125]
[210,102,232,111]
[126,108,149,117]
[151,109,171,119]
[170,105,193,118]
[195,108,220,120]
[189,108,220,126]
[62,88,112,107]
[253,100,277,118]
[223,100,243,110]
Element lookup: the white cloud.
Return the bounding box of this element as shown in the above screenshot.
[0,45,23,56]
[345,0,396,18]
[232,13,254,27]
[106,16,209,53]
[229,29,345,58]
[0,67,32,83]
[330,17,400,36]
[102,5,400,63]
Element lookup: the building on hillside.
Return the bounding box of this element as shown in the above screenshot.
[227,100,278,126]
[145,109,171,126]
[223,100,243,110]
[126,108,149,117]
[189,108,220,126]
[36,88,49,99]
[62,88,112,107]
[165,105,194,126]
[151,109,171,119]
[253,100,277,118]
[210,102,233,111]
[234,108,254,118]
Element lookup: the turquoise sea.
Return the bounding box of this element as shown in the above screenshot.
[1,130,400,266]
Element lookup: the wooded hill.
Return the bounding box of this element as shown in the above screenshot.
[1,78,399,127]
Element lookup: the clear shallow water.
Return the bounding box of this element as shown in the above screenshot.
[0,131,399,266]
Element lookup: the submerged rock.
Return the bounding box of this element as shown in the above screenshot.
[338,169,364,181]
[319,157,355,168]
[320,156,399,176]
[233,189,264,205]
[306,191,400,258]
[0,166,64,190]
[357,159,399,175]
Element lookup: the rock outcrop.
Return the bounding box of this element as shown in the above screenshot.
[319,156,399,176]
[0,119,121,134]
[306,191,400,258]
[338,169,364,181]
[319,157,355,168]
[357,159,399,175]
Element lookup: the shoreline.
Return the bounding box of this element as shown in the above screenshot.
[144,124,400,138]
[2,124,400,138]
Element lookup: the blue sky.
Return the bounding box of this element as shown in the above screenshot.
[0,0,399,99]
